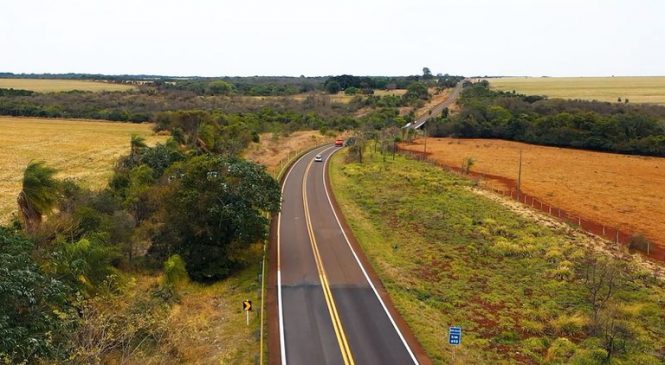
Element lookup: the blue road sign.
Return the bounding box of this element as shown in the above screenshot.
[449,326,462,345]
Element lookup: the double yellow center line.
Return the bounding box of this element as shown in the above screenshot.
[302,157,355,365]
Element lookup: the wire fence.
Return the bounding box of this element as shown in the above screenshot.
[396,146,664,262]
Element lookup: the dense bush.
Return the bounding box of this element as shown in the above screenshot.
[0,227,72,363]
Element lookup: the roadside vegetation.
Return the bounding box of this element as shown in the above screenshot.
[1,116,281,362]
[329,148,665,365]
[427,81,665,156]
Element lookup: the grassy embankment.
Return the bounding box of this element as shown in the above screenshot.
[0,78,136,92]
[489,77,665,105]
[330,149,665,364]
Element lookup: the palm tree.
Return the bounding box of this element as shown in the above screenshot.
[130,134,147,163]
[17,161,60,232]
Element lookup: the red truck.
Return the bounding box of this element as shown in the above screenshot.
[335,139,344,147]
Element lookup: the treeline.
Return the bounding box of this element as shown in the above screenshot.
[428,81,665,156]
[0,89,360,122]
[160,76,325,96]
[323,73,464,94]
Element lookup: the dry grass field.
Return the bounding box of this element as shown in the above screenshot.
[400,138,665,252]
[243,130,333,175]
[0,78,136,92]
[0,116,164,223]
[489,76,665,105]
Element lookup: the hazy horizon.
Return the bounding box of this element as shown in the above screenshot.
[2,0,664,77]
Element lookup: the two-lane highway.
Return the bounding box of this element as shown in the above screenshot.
[276,146,422,364]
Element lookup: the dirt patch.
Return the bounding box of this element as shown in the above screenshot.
[399,138,665,261]
[243,131,331,173]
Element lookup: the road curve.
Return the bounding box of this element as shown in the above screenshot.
[274,146,425,365]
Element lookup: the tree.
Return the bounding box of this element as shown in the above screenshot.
[153,156,281,281]
[17,161,61,233]
[129,134,147,164]
[0,227,71,363]
[206,80,235,95]
[422,67,433,80]
[404,81,429,102]
[581,252,623,333]
[325,80,341,94]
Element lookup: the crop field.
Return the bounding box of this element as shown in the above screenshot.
[330,150,665,364]
[0,78,136,92]
[0,116,165,223]
[489,76,665,105]
[399,138,665,257]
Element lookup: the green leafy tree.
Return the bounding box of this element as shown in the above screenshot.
[153,156,280,281]
[17,161,61,233]
[403,81,429,102]
[0,227,71,363]
[422,67,433,80]
[206,80,235,95]
[325,80,342,94]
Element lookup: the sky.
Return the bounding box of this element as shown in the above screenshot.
[1,0,664,77]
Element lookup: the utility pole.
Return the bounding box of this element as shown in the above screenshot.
[516,150,523,200]
[423,128,428,157]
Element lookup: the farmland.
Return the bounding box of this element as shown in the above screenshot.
[0,116,164,223]
[0,78,136,92]
[488,76,665,105]
[398,138,665,257]
[329,149,665,364]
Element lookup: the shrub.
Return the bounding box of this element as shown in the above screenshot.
[550,313,589,337]
[164,254,188,288]
[546,337,577,363]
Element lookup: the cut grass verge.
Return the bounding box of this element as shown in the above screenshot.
[329,149,665,365]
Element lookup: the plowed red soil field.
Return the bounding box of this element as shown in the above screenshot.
[399,138,665,260]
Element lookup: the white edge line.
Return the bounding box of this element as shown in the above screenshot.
[323,148,421,365]
[277,146,327,365]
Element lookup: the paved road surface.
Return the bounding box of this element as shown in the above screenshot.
[277,146,420,365]
[406,81,465,130]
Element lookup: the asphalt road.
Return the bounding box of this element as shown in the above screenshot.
[277,146,420,365]
[408,80,465,129]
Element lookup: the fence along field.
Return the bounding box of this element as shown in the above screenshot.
[0,78,136,92]
[488,76,665,105]
[398,138,665,262]
[0,116,165,223]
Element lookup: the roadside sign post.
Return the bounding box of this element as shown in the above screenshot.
[449,326,462,363]
[243,300,252,325]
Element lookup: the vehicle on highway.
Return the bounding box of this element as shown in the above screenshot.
[314,154,323,162]
[335,139,344,147]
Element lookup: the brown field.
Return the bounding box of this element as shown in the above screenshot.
[489,76,665,105]
[399,138,665,251]
[243,130,334,174]
[0,116,165,223]
[0,78,136,92]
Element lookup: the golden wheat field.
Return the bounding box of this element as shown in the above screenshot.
[489,76,665,105]
[0,78,136,92]
[0,117,165,223]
